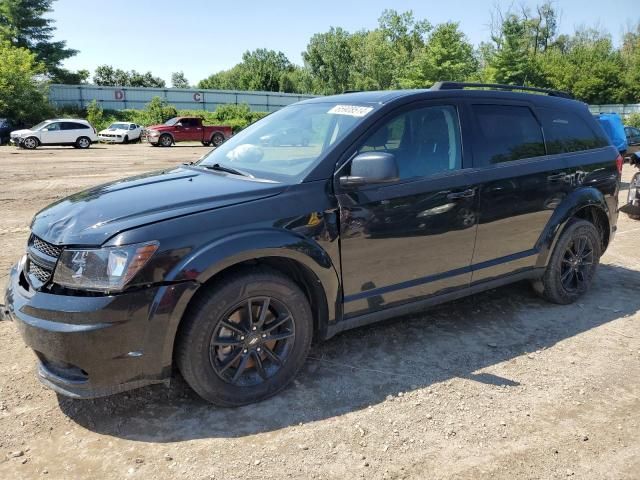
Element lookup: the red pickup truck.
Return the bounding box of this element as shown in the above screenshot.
[145,117,232,147]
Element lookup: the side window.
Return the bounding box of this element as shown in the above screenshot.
[130,124,137,130]
[181,118,196,127]
[45,122,61,131]
[472,105,545,165]
[538,108,608,154]
[356,105,462,179]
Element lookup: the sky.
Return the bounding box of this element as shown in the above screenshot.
[49,0,638,86]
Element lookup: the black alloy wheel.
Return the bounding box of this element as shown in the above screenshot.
[209,296,295,386]
[559,235,595,293]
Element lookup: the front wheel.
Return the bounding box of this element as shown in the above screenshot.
[533,219,601,304]
[123,135,129,144]
[159,134,173,147]
[76,136,91,149]
[22,137,39,149]
[176,268,313,406]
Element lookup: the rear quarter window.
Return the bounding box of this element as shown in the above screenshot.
[472,105,545,166]
[538,108,608,154]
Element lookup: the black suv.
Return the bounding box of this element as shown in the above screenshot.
[4,83,621,406]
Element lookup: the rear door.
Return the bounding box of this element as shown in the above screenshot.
[469,102,572,282]
[61,122,89,143]
[337,101,480,317]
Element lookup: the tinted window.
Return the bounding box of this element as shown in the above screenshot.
[472,105,545,165]
[539,108,607,154]
[357,105,462,179]
[180,118,198,127]
[62,122,89,130]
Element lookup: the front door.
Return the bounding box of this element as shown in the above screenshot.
[337,103,479,317]
[39,122,62,144]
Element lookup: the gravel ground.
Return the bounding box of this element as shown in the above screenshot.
[0,143,638,480]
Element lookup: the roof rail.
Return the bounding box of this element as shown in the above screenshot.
[431,81,573,99]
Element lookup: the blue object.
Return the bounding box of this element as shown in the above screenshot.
[595,113,628,153]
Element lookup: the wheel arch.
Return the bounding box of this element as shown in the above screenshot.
[535,187,611,268]
[153,232,340,374]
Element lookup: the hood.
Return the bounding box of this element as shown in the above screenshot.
[99,127,128,135]
[30,166,286,245]
[11,128,34,137]
[145,124,172,131]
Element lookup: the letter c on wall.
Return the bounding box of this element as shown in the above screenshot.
[193,92,202,102]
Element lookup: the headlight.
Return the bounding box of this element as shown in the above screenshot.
[53,241,158,292]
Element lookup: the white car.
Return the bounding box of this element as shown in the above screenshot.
[98,122,143,144]
[11,119,98,149]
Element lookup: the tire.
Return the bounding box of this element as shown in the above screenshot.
[22,137,38,149]
[123,135,129,144]
[627,173,640,220]
[76,136,91,149]
[201,141,211,147]
[211,132,225,147]
[176,268,313,406]
[534,219,601,305]
[159,134,173,147]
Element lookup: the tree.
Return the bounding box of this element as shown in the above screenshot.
[303,27,354,94]
[620,23,640,102]
[0,0,82,83]
[402,22,477,88]
[171,71,190,89]
[139,96,177,125]
[0,41,50,124]
[92,65,166,87]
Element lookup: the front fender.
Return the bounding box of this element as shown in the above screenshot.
[535,186,610,268]
[148,229,340,375]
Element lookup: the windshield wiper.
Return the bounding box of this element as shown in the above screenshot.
[202,163,252,177]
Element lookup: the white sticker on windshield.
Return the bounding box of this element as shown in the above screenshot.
[328,105,373,117]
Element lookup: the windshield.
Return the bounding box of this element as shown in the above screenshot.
[198,102,373,182]
[31,121,50,131]
[164,117,179,126]
[109,123,130,130]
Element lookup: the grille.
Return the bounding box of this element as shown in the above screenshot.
[29,262,52,282]
[31,236,62,258]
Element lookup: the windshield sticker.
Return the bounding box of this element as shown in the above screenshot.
[328,105,373,117]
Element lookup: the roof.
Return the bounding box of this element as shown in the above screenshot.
[298,87,583,109]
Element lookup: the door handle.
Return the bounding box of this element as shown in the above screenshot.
[446,189,476,200]
[547,172,568,182]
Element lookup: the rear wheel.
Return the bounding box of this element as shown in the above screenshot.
[159,134,173,147]
[176,268,313,406]
[76,136,91,149]
[22,137,38,149]
[211,132,225,147]
[533,219,601,304]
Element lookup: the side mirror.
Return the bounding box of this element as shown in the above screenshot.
[175,122,182,127]
[339,151,399,188]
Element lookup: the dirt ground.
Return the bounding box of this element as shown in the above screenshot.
[0,143,638,480]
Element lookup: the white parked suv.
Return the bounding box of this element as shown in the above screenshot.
[10,119,98,149]
[98,122,143,144]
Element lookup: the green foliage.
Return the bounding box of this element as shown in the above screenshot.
[0,41,51,124]
[171,71,190,89]
[401,22,477,88]
[86,100,106,130]
[0,0,83,83]
[626,113,640,129]
[198,48,295,93]
[93,65,166,88]
[137,97,177,125]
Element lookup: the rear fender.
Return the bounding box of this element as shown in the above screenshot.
[535,186,609,268]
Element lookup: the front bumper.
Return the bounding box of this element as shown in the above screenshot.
[4,262,167,398]
[98,135,124,143]
[10,136,24,146]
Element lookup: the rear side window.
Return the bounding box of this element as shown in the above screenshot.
[538,108,608,154]
[62,122,89,130]
[472,105,545,166]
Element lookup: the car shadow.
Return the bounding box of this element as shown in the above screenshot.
[58,263,640,442]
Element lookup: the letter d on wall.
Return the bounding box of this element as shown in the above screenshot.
[115,89,124,100]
